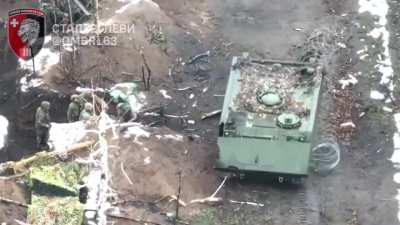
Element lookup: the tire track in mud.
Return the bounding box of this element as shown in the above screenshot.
[281,17,348,225]
[292,191,311,225]
[290,186,320,225]
[273,182,320,225]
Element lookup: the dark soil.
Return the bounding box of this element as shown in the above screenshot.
[1,0,400,224]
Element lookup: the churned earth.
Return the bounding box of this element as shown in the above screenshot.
[0,0,400,225]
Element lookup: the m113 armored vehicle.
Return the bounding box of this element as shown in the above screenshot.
[216,54,338,182]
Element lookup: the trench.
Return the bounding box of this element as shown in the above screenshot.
[0,45,29,162]
[0,39,69,163]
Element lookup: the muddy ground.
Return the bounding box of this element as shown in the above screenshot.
[1,0,400,225]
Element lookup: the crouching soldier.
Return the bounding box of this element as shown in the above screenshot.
[80,103,93,121]
[35,101,51,150]
[67,94,81,122]
[116,102,130,123]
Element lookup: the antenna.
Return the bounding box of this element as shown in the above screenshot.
[174,170,182,225]
[31,47,36,75]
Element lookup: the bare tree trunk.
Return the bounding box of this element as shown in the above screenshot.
[0,141,95,175]
[67,0,76,60]
[94,0,99,26]
[142,65,147,90]
[0,197,28,208]
[31,48,36,75]
[174,171,182,225]
[140,50,152,91]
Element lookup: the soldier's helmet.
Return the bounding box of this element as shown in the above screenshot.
[71,94,79,102]
[84,103,93,112]
[41,101,50,110]
[117,102,124,110]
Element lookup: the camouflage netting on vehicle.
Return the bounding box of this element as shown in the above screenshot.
[28,195,84,225]
[235,62,315,116]
[27,163,88,196]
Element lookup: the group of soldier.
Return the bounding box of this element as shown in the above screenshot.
[67,94,94,122]
[34,94,94,150]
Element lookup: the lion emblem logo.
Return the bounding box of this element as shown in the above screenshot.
[17,18,40,47]
[8,8,45,60]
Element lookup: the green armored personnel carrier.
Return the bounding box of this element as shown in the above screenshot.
[216,55,327,181]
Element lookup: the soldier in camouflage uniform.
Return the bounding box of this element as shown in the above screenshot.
[67,94,81,122]
[79,103,93,121]
[35,101,51,150]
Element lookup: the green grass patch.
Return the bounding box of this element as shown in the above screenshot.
[192,208,218,225]
[28,195,84,225]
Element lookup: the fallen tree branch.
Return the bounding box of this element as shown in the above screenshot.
[201,110,222,120]
[251,59,313,67]
[169,195,187,206]
[210,176,228,198]
[55,141,96,155]
[229,200,264,207]
[72,0,91,16]
[0,197,28,208]
[15,219,31,225]
[150,195,186,207]
[165,114,189,119]
[107,213,162,225]
[190,176,227,204]
[0,141,95,175]
[121,71,135,76]
[190,196,221,204]
[189,177,263,207]
[120,162,133,186]
[176,86,196,91]
[0,173,26,180]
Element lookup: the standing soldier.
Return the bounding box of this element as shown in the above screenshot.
[35,101,51,150]
[80,103,93,121]
[67,94,81,122]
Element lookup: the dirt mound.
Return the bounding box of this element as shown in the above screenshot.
[109,125,217,201]
[106,125,219,224]
[49,0,181,89]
